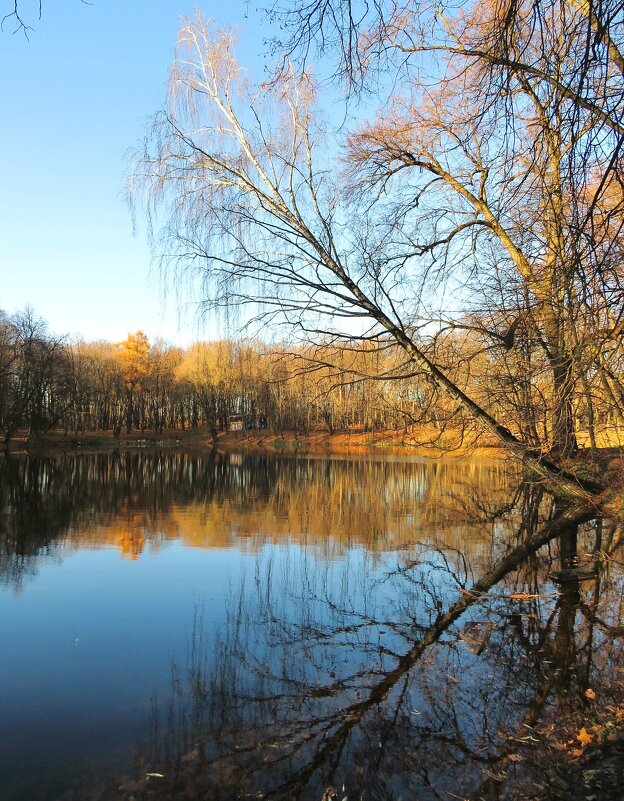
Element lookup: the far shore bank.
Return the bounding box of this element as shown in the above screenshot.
[5,428,624,471]
[3,426,507,460]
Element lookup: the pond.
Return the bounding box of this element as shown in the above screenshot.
[0,451,622,800]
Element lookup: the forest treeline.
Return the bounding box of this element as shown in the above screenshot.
[2,305,624,450]
[120,0,624,508]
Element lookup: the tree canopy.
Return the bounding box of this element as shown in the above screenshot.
[128,4,624,506]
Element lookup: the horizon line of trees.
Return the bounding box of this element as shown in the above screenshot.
[2,306,624,451]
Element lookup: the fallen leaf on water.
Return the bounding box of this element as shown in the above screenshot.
[569,747,584,758]
[585,688,596,700]
[506,593,540,600]
[577,727,593,747]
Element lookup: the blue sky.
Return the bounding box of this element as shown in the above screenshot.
[0,0,269,345]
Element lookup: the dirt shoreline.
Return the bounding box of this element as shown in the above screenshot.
[5,427,507,460]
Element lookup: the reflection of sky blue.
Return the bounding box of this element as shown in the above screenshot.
[0,542,248,796]
[0,536,400,799]
[0,536,418,799]
[0,453,517,799]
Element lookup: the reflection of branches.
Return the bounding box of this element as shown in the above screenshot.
[0,452,518,589]
[572,521,624,641]
[140,499,609,800]
[280,506,596,797]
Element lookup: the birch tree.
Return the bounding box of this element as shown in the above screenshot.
[132,14,607,504]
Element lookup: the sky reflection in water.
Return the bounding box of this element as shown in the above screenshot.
[0,451,621,800]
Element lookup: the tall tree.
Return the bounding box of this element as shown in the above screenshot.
[0,308,67,448]
[133,15,607,504]
[271,0,624,457]
[116,330,151,433]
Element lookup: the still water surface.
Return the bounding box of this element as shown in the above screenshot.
[0,451,621,800]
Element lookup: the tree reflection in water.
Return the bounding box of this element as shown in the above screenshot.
[0,451,515,591]
[140,497,623,801]
[1,452,622,799]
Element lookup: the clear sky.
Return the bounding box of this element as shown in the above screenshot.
[0,0,269,345]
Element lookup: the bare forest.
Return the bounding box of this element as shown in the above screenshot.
[0,310,519,447]
[4,0,624,495]
[125,0,624,503]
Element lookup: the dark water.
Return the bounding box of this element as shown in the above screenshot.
[0,451,622,800]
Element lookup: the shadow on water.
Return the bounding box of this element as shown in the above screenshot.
[1,452,623,800]
[135,494,624,801]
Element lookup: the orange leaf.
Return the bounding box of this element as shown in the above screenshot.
[577,727,593,747]
[585,688,596,700]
